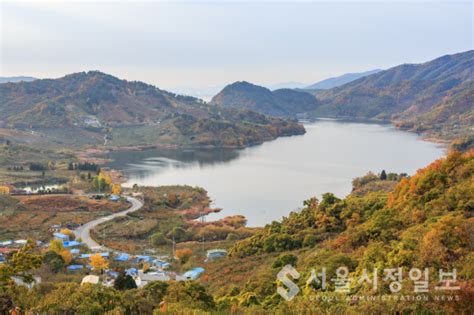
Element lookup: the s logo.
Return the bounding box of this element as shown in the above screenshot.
[277,265,300,301]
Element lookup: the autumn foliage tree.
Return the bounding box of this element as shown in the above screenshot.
[90,253,109,272]
[175,248,192,264]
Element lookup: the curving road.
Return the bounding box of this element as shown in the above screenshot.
[74,197,143,250]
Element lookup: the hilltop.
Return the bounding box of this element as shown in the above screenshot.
[210,81,320,117]
[0,71,305,149]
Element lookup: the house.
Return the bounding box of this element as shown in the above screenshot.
[63,240,81,248]
[67,264,84,271]
[136,255,153,263]
[114,253,129,262]
[206,249,227,261]
[81,275,100,285]
[109,195,120,201]
[125,268,138,277]
[49,224,62,233]
[136,271,170,287]
[14,240,28,246]
[0,240,13,247]
[70,249,80,255]
[153,259,171,270]
[53,232,69,242]
[181,267,205,280]
[79,252,109,259]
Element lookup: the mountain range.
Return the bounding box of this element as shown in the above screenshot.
[210,51,473,145]
[210,81,320,117]
[304,69,382,90]
[0,72,304,149]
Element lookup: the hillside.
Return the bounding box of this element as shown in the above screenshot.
[0,72,305,149]
[304,69,381,90]
[312,51,474,142]
[207,150,473,313]
[211,81,320,117]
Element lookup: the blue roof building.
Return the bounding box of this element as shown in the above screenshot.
[206,249,227,261]
[109,195,120,201]
[63,241,81,248]
[153,260,171,269]
[53,233,69,241]
[67,264,84,271]
[136,255,153,263]
[183,267,205,280]
[114,253,129,261]
[126,268,138,276]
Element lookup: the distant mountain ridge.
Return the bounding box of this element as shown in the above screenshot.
[0,71,305,149]
[305,69,382,90]
[0,76,37,84]
[210,81,320,117]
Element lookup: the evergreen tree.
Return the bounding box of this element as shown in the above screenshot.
[114,271,137,290]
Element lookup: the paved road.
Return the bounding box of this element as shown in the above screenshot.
[74,197,143,250]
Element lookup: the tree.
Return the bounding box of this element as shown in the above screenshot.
[150,232,168,246]
[43,251,65,273]
[111,184,122,195]
[175,248,192,264]
[0,241,42,313]
[60,250,72,265]
[114,271,137,290]
[272,254,297,269]
[168,227,187,242]
[49,239,64,254]
[380,169,387,180]
[90,253,109,272]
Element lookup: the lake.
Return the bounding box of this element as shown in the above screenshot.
[106,120,446,226]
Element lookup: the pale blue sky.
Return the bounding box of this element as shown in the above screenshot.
[1,1,472,94]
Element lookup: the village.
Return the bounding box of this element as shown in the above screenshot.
[0,220,228,289]
[0,169,230,291]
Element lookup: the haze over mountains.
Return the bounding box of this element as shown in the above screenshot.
[304,69,382,90]
[0,76,37,84]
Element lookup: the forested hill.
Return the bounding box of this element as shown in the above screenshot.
[312,50,474,143]
[220,150,473,313]
[210,81,320,117]
[0,71,305,149]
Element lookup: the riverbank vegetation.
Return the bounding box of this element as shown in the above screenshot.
[91,186,257,254]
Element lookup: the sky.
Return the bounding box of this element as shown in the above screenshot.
[1,0,472,95]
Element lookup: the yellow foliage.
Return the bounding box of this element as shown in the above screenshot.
[49,239,64,254]
[60,228,75,240]
[98,171,112,186]
[175,248,192,264]
[60,250,72,264]
[90,253,109,271]
[0,185,12,194]
[111,184,121,195]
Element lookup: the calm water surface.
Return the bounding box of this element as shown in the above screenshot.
[106,120,445,226]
